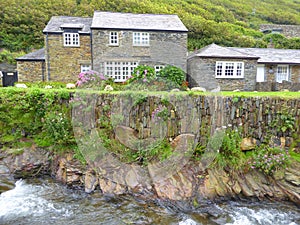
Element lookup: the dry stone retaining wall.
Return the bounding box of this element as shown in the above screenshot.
[93,93,300,146]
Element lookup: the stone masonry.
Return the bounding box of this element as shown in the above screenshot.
[187,57,257,91]
[17,61,45,82]
[45,34,91,82]
[92,30,187,73]
[260,24,300,38]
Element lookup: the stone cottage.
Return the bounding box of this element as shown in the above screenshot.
[17,11,188,83]
[187,44,259,91]
[187,44,300,91]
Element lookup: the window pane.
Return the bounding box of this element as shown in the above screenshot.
[216,62,223,76]
[109,31,118,45]
[215,62,244,78]
[133,32,149,46]
[225,63,234,76]
[63,33,80,47]
[81,65,91,73]
[276,65,288,83]
[104,61,138,82]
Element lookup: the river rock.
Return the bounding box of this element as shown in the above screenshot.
[240,138,257,151]
[85,170,99,193]
[0,175,15,193]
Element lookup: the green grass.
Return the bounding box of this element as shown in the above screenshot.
[290,151,300,163]
[2,86,299,99]
[221,91,300,99]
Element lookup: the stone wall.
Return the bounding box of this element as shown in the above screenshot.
[92,30,187,73]
[45,34,91,82]
[260,24,300,38]
[89,93,300,147]
[187,57,257,91]
[17,61,45,82]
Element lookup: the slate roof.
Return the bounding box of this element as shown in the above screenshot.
[91,11,188,32]
[43,16,92,33]
[230,47,300,64]
[16,48,45,61]
[190,43,259,59]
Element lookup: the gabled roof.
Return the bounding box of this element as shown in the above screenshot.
[43,16,92,34]
[230,47,300,64]
[190,43,259,59]
[16,48,45,61]
[91,11,188,32]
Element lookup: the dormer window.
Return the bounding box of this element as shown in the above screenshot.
[60,23,83,47]
[63,33,80,47]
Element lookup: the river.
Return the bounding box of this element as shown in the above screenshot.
[0,178,299,225]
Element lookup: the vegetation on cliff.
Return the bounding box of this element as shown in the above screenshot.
[1,0,300,63]
[0,86,299,177]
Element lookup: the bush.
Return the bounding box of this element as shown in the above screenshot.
[212,128,246,170]
[156,65,186,88]
[14,81,66,89]
[249,146,290,175]
[127,65,156,84]
[76,70,112,90]
[0,87,74,149]
[0,49,25,64]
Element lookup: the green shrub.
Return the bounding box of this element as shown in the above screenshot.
[156,65,186,88]
[212,128,246,170]
[0,87,73,149]
[128,65,156,83]
[0,49,25,64]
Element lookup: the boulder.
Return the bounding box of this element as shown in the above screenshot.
[240,137,257,151]
[85,170,99,193]
[191,87,206,92]
[104,85,114,91]
[66,83,76,89]
[15,83,27,88]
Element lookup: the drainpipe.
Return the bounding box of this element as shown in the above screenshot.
[46,33,51,81]
[90,30,93,70]
[41,61,45,81]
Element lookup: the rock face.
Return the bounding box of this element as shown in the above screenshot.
[1,147,299,206]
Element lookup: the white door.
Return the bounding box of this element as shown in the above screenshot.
[256,65,265,82]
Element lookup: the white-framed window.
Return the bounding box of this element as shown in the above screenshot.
[104,61,138,82]
[109,31,119,46]
[63,33,80,47]
[133,32,149,46]
[81,65,91,73]
[154,65,165,73]
[215,61,244,78]
[276,65,289,83]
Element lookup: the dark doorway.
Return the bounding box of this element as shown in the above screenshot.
[2,71,18,87]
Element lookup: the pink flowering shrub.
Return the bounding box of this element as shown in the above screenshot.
[76,70,110,90]
[249,146,290,175]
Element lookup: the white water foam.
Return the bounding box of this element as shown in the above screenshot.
[179,218,198,225]
[0,179,72,222]
[225,206,298,225]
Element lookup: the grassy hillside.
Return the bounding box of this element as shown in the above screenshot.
[1,0,300,62]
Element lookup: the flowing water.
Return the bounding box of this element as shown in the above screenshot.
[0,179,299,225]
